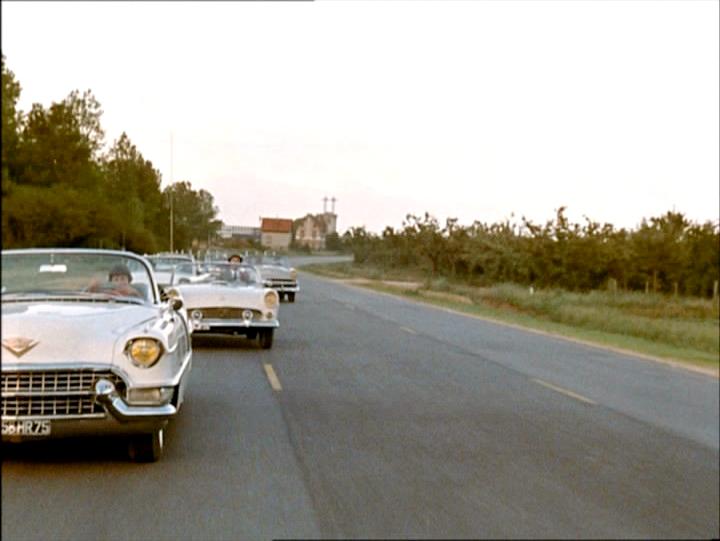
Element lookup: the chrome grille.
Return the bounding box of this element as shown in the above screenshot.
[2,369,125,395]
[2,396,103,417]
[267,279,297,286]
[1,369,126,419]
[197,307,260,320]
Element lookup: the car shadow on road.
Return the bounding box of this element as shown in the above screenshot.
[190,334,262,350]
[2,436,135,463]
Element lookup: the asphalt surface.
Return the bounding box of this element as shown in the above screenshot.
[2,264,719,540]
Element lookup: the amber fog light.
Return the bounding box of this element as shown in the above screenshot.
[127,338,163,368]
[127,387,174,405]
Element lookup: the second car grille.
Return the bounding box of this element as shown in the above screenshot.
[196,307,261,320]
[267,279,297,286]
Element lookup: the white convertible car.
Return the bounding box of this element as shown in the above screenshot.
[1,249,192,462]
[247,253,299,302]
[173,263,280,349]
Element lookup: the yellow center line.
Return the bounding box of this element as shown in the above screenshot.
[532,378,596,405]
[400,326,417,335]
[263,363,283,392]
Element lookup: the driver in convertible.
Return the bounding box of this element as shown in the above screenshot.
[88,264,143,298]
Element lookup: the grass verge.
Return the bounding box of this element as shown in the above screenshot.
[300,262,719,375]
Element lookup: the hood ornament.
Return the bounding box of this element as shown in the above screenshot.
[2,337,39,358]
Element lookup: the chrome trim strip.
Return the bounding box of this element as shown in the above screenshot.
[198,319,279,328]
[94,380,176,422]
[2,390,98,397]
[1,413,105,421]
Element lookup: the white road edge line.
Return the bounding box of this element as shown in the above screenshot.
[532,378,596,405]
[263,364,283,392]
[321,277,718,379]
[400,326,417,335]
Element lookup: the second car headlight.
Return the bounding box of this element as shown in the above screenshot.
[127,338,163,368]
[290,269,297,280]
[264,290,279,308]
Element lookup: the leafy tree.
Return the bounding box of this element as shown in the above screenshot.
[163,181,221,251]
[1,53,21,192]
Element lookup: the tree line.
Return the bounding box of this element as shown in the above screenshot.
[341,207,719,298]
[1,54,221,254]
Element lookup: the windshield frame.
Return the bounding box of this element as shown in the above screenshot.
[2,248,160,304]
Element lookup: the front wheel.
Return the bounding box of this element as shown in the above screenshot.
[258,329,274,349]
[287,293,296,303]
[128,428,164,462]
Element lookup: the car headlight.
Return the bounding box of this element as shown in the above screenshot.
[127,338,163,368]
[165,287,181,298]
[264,291,278,308]
[191,309,203,320]
[290,269,297,280]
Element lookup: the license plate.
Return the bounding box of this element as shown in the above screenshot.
[2,420,51,437]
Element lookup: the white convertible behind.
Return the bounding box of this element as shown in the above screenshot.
[173,262,280,349]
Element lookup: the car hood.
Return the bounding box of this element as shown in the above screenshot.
[1,301,160,366]
[176,284,268,309]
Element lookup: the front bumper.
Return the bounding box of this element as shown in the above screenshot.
[2,379,176,442]
[191,318,279,333]
[264,282,299,293]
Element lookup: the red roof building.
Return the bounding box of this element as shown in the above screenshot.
[260,218,293,250]
[260,218,293,234]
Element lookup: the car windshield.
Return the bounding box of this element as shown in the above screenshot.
[148,256,193,271]
[188,263,259,287]
[1,251,154,304]
[254,254,289,267]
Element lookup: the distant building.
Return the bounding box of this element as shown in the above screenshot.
[260,218,293,251]
[294,197,338,250]
[218,224,261,242]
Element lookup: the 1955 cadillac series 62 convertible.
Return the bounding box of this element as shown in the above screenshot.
[1,249,192,462]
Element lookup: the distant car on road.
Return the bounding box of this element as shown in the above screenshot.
[175,262,280,349]
[1,248,192,462]
[247,252,299,302]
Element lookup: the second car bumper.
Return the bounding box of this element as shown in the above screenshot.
[191,319,279,332]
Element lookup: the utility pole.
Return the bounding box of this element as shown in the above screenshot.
[170,133,174,253]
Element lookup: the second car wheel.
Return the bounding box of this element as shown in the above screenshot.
[258,328,274,349]
[128,428,164,462]
[287,292,296,303]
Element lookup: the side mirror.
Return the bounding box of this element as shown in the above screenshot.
[171,298,184,311]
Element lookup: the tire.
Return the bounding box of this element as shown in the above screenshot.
[246,330,258,340]
[287,293,296,303]
[128,428,164,462]
[258,329,274,349]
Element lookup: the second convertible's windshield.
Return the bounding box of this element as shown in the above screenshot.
[177,263,259,287]
[1,251,155,303]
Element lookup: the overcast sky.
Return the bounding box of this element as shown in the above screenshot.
[2,1,718,234]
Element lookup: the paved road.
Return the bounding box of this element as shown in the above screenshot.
[3,270,718,539]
